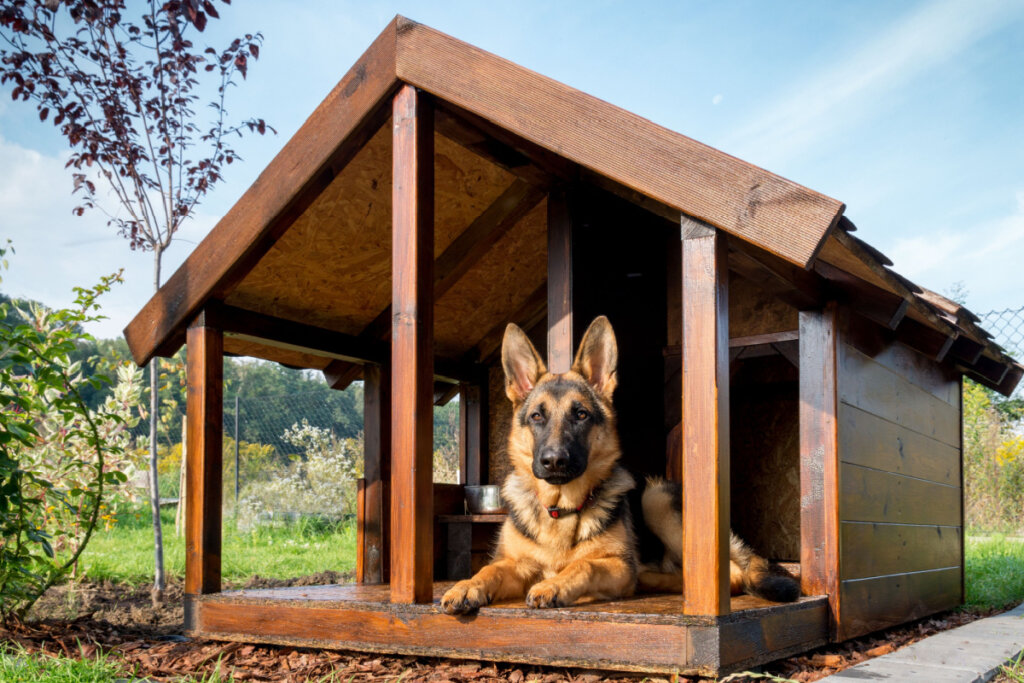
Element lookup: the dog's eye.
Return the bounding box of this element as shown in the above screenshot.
[530,411,544,423]
[576,409,589,421]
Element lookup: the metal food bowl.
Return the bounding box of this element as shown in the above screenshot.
[464,485,506,514]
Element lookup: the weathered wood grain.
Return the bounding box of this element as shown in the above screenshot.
[839,403,960,486]
[395,20,844,267]
[839,343,961,447]
[389,85,435,604]
[547,186,575,373]
[361,364,390,584]
[840,522,961,580]
[680,217,730,616]
[798,305,840,634]
[838,567,962,641]
[840,463,961,526]
[185,321,223,596]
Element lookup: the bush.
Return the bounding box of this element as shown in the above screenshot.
[964,380,1024,533]
[0,265,144,619]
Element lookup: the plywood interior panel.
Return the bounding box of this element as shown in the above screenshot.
[730,356,800,562]
[434,199,547,358]
[227,122,514,345]
[729,273,798,338]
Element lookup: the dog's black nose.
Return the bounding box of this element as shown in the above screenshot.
[539,448,570,473]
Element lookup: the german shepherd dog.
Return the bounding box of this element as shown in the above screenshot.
[440,316,799,614]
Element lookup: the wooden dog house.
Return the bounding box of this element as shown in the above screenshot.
[124,17,1022,676]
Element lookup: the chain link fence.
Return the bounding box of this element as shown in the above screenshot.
[978,305,1024,358]
[148,382,460,525]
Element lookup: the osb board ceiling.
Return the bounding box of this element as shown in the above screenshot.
[434,198,548,358]
[226,121,514,336]
[729,274,799,338]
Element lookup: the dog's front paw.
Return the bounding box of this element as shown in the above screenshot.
[526,580,567,609]
[441,581,489,615]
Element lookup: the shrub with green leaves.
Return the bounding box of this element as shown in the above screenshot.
[0,258,143,619]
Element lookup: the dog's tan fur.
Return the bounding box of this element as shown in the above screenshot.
[440,316,799,614]
[441,317,637,612]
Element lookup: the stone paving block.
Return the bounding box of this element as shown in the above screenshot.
[819,602,1024,682]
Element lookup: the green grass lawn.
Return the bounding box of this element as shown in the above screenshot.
[77,507,356,584]
[965,534,1024,610]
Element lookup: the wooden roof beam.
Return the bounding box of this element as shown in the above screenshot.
[728,240,825,310]
[814,261,909,331]
[396,18,844,267]
[435,102,576,187]
[894,317,957,363]
[124,20,402,365]
[212,303,480,384]
[323,178,547,389]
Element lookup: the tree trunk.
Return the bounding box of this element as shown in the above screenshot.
[149,249,166,605]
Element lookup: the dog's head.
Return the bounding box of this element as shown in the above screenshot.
[501,316,620,486]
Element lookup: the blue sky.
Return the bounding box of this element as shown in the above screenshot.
[1,0,1023,339]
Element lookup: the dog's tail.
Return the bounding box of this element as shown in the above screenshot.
[730,532,800,603]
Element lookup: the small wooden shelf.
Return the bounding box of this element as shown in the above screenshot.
[437,513,507,523]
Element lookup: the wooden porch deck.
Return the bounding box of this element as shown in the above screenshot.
[187,583,829,675]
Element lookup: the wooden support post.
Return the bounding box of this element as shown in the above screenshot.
[680,217,730,617]
[459,383,487,485]
[547,186,574,373]
[185,317,223,598]
[390,84,435,604]
[799,302,841,637]
[359,363,391,584]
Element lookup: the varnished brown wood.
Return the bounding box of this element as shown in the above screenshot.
[458,383,486,486]
[894,317,956,362]
[729,331,799,347]
[191,583,829,675]
[360,364,390,584]
[395,20,844,267]
[125,21,401,365]
[840,522,961,580]
[547,186,575,374]
[840,463,961,526]
[390,85,435,604]
[839,343,961,447]
[728,242,825,311]
[814,261,909,331]
[185,322,224,596]
[798,304,840,637]
[680,216,730,616]
[839,404,960,485]
[838,567,961,641]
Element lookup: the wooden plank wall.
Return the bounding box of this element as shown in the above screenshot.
[835,327,963,641]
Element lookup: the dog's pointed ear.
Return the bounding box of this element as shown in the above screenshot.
[502,323,546,404]
[572,316,618,398]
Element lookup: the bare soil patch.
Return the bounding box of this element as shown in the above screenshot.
[3,578,1013,682]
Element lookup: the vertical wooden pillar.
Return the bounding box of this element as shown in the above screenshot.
[390,84,435,604]
[547,186,574,373]
[359,363,391,584]
[185,314,223,598]
[799,303,840,633]
[680,217,730,616]
[458,382,487,486]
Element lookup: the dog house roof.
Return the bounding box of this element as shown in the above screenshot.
[123,16,1022,395]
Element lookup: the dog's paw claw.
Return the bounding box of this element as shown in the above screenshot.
[441,582,487,615]
[526,582,564,609]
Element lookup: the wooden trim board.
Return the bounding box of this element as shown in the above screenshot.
[190,586,828,676]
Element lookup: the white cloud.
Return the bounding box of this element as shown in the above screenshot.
[888,190,1024,313]
[725,0,1019,166]
[0,135,213,340]
[712,93,723,106]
